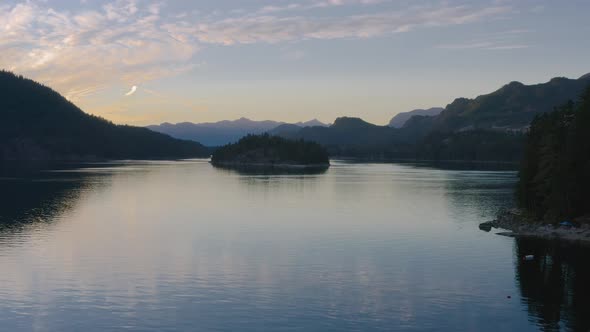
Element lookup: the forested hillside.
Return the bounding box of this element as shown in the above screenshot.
[275,75,590,162]
[422,75,590,133]
[0,71,209,160]
[517,87,590,220]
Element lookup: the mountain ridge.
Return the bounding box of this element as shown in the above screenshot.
[389,107,443,128]
[274,73,590,161]
[419,74,590,133]
[148,118,329,146]
[0,71,208,161]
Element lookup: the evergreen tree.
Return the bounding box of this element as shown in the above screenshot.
[517,87,590,220]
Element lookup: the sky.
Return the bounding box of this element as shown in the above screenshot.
[0,0,589,126]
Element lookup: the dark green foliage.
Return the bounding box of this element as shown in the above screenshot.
[211,134,329,165]
[0,71,209,160]
[416,130,525,162]
[277,116,523,161]
[517,87,590,220]
[274,75,590,162]
[428,77,590,133]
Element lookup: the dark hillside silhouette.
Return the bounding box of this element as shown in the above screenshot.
[388,107,443,128]
[517,86,590,221]
[274,75,590,161]
[211,134,329,166]
[420,75,590,133]
[0,71,209,160]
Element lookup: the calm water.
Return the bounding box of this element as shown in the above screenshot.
[0,160,588,331]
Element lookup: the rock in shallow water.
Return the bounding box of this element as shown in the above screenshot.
[479,222,493,232]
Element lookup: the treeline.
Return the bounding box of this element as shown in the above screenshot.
[273,74,590,162]
[310,131,525,162]
[0,71,209,160]
[517,87,590,220]
[415,130,525,162]
[211,134,329,165]
[277,116,527,162]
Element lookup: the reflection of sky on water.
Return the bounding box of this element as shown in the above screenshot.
[0,160,584,331]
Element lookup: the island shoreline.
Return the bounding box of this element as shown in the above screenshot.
[210,161,330,169]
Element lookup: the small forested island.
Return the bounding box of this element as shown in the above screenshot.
[481,87,590,242]
[211,134,330,169]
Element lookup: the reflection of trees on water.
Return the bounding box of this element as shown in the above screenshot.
[0,163,106,237]
[514,238,590,332]
[442,170,517,223]
[212,163,328,176]
[338,159,519,171]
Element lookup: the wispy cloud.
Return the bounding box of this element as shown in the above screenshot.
[436,29,531,51]
[0,0,513,103]
[256,0,388,14]
[0,0,198,101]
[185,5,512,45]
[437,42,529,50]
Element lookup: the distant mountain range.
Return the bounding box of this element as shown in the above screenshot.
[388,107,443,128]
[4,68,589,163]
[273,73,590,161]
[275,117,410,157]
[0,71,208,161]
[147,118,328,146]
[148,73,590,161]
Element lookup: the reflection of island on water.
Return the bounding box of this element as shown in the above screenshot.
[514,238,590,332]
[0,162,105,236]
[211,163,329,176]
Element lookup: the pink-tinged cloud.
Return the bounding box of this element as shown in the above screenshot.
[0,0,512,102]
[187,5,511,45]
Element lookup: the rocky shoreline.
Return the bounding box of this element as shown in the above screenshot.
[480,209,590,244]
